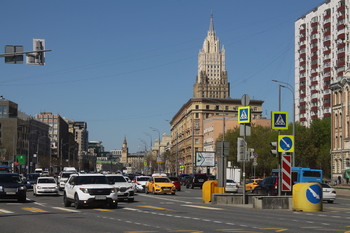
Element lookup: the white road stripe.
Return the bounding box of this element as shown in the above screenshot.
[181,204,223,210]
[51,207,80,213]
[0,209,14,214]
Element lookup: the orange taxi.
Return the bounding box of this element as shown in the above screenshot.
[245,178,263,192]
[145,176,176,195]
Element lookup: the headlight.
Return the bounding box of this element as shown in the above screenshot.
[19,186,26,190]
[111,188,118,193]
[79,188,89,193]
[37,186,41,189]
[155,185,161,188]
[0,186,3,191]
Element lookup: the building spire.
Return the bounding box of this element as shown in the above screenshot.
[209,13,214,33]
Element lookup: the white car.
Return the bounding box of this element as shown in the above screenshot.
[322,183,336,203]
[225,179,239,193]
[63,173,118,209]
[58,171,77,191]
[33,177,59,196]
[124,176,137,193]
[134,176,151,192]
[106,174,134,202]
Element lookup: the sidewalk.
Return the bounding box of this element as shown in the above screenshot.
[334,184,350,197]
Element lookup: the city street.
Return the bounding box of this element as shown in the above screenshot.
[0,188,349,233]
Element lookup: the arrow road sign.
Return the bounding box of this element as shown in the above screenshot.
[306,184,322,204]
[278,135,294,152]
[195,152,215,167]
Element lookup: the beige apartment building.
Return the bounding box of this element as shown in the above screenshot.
[330,70,350,183]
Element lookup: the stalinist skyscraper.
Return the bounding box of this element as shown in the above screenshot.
[193,15,230,98]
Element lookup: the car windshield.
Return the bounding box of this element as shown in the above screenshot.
[76,176,108,185]
[38,178,56,184]
[154,177,170,183]
[107,176,126,183]
[169,177,179,181]
[0,174,22,183]
[137,177,150,181]
[62,173,75,178]
[226,179,235,183]
[321,183,331,188]
[28,174,40,180]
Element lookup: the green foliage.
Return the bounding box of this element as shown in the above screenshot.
[219,117,331,179]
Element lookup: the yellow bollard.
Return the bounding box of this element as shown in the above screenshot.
[292,182,323,212]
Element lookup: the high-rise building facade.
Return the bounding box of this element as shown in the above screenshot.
[295,0,349,127]
[193,15,230,99]
[171,16,264,174]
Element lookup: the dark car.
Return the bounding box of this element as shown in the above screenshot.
[168,176,181,191]
[0,173,27,202]
[25,173,41,189]
[178,174,190,186]
[252,176,278,196]
[186,173,208,189]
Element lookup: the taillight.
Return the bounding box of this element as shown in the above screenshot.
[332,191,336,194]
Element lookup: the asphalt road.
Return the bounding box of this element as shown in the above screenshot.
[0,187,349,233]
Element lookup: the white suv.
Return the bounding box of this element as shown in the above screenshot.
[63,173,118,209]
[106,174,134,202]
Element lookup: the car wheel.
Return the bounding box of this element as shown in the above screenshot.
[63,193,71,207]
[152,189,156,195]
[18,195,26,203]
[186,184,189,189]
[191,184,194,189]
[128,198,134,202]
[327,200,334,203]
[145,187,149,194]
[171,192,175,195]
[74,194,82,209]
[178,188,181,191]
[109,202,118,209]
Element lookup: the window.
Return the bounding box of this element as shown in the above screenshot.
[195,105,199,109]
[195,113,199,118]
[215,105,219,110]
[206,105,209,110]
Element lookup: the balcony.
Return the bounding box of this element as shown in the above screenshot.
[337,5,345,12]
[311,115,318,120]
[324,113,331,117]
[324,102,331,108]
[337,60,345,67]
[300,117,306,122]
[300,101,306,106]
[323,22,331,28]
[311,72,318,77]
[311,81,318,85]
[311,64,318,70]
[338,51,345,58]
[338,24,345,30]
[300,110,306,114]
[323,67,331,73]
[300,77,306,82]
[311,90,318,94]
[338,14,345,21]
[338,33,345,40]
[323,49,331,55]
[324,40,331,46]
[323,31,331,37]
[311,46,318,53]
[299,61,306,66]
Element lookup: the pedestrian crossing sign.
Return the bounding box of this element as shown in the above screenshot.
[272,111,288,130]
[238,106,250,124]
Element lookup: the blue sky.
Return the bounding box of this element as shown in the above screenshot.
[1,0,324,152]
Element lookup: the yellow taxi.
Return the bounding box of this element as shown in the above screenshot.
[245,178,263,192]
[145,175,176,195]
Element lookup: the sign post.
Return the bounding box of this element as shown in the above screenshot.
[240,94,250,205]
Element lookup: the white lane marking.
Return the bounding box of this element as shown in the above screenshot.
[181,204,223,210]
[0,209,14,214]
[51,207,80,213]
[137,193,193,204]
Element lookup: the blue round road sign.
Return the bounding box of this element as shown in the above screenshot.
[306,184,322,204]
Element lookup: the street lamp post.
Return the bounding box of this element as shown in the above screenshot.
[272,80,296,167]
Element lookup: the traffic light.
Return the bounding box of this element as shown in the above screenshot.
[270,141,278,156]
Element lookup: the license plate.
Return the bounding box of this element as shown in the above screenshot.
[163,188,170,190]
[95,195,106,200]
[198,179,204,182]
[6,192,16,195]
